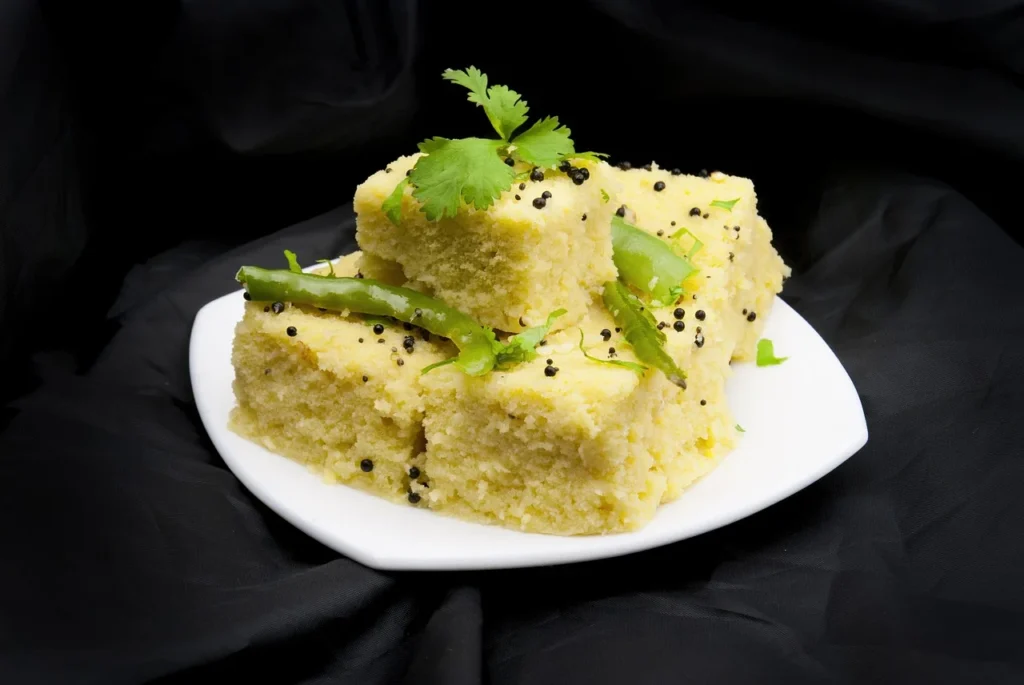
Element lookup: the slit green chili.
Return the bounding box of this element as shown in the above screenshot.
[602,280,687,389]
[236,266,498,376]
[610,215,696,306]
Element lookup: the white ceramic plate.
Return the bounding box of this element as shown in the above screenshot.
[190,288,867,571]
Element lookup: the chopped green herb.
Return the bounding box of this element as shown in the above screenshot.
[611,215,697,306]
[382,177,410,225]
[511,116,574,168]
[443,67,528,141]
[410,138,515,220]
[494,309,566,369]
[710,198,740,211]
[602,281,686,389]
[566,151,609,164]
[736,424,746,433]
[578,329,647,376]
[421,357,457,375]
[756,338,788,366]
[669,226,704,260]
[513,170,533,184]
[316,259,336,277]
[284,250,302,273]
[600,189,610,203]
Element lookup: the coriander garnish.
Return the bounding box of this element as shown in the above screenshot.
[382,67,607,223]
[756,338,788,366]
[710,198,740,211]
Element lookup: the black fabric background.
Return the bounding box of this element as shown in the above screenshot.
[2,1,1023,683]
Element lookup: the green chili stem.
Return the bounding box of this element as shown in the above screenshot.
[236,267,497,376]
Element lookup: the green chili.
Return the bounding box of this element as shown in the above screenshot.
[602,280,687,389]
[236,266,498,376]
[611,216,695,306]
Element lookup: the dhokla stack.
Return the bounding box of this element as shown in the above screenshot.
[230,157,789,535]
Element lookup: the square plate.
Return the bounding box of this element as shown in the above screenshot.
[190,288,867,570]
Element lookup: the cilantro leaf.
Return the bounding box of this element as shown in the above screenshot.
[494,309,566,369]
[578,329,646,376]
[442,67,529,141]
[284,250,301,273]
[600,189,610,203]
[736,424,746,433]
[484,85,530,140]
[442,66,488,104]
[710,198,740,211]
[511,116,574,168]
[418,137,450,154]
[756,338,788,366]
[566,151,609,163]
[410,138,515,220]
[316,259,336,277]
[382,177,410,226]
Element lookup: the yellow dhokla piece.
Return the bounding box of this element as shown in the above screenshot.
[230,255,455,500]
[608,164,789,363]
[576,301,737,504]
[353,154,617,333]
[415,300,736,535]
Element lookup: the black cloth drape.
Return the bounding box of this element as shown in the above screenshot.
[2,1,1023,683]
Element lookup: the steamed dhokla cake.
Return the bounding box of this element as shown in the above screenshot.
[230,256,456,499]
[417,303,735,534]
[354,153,617,333]
[609,164,790,362]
